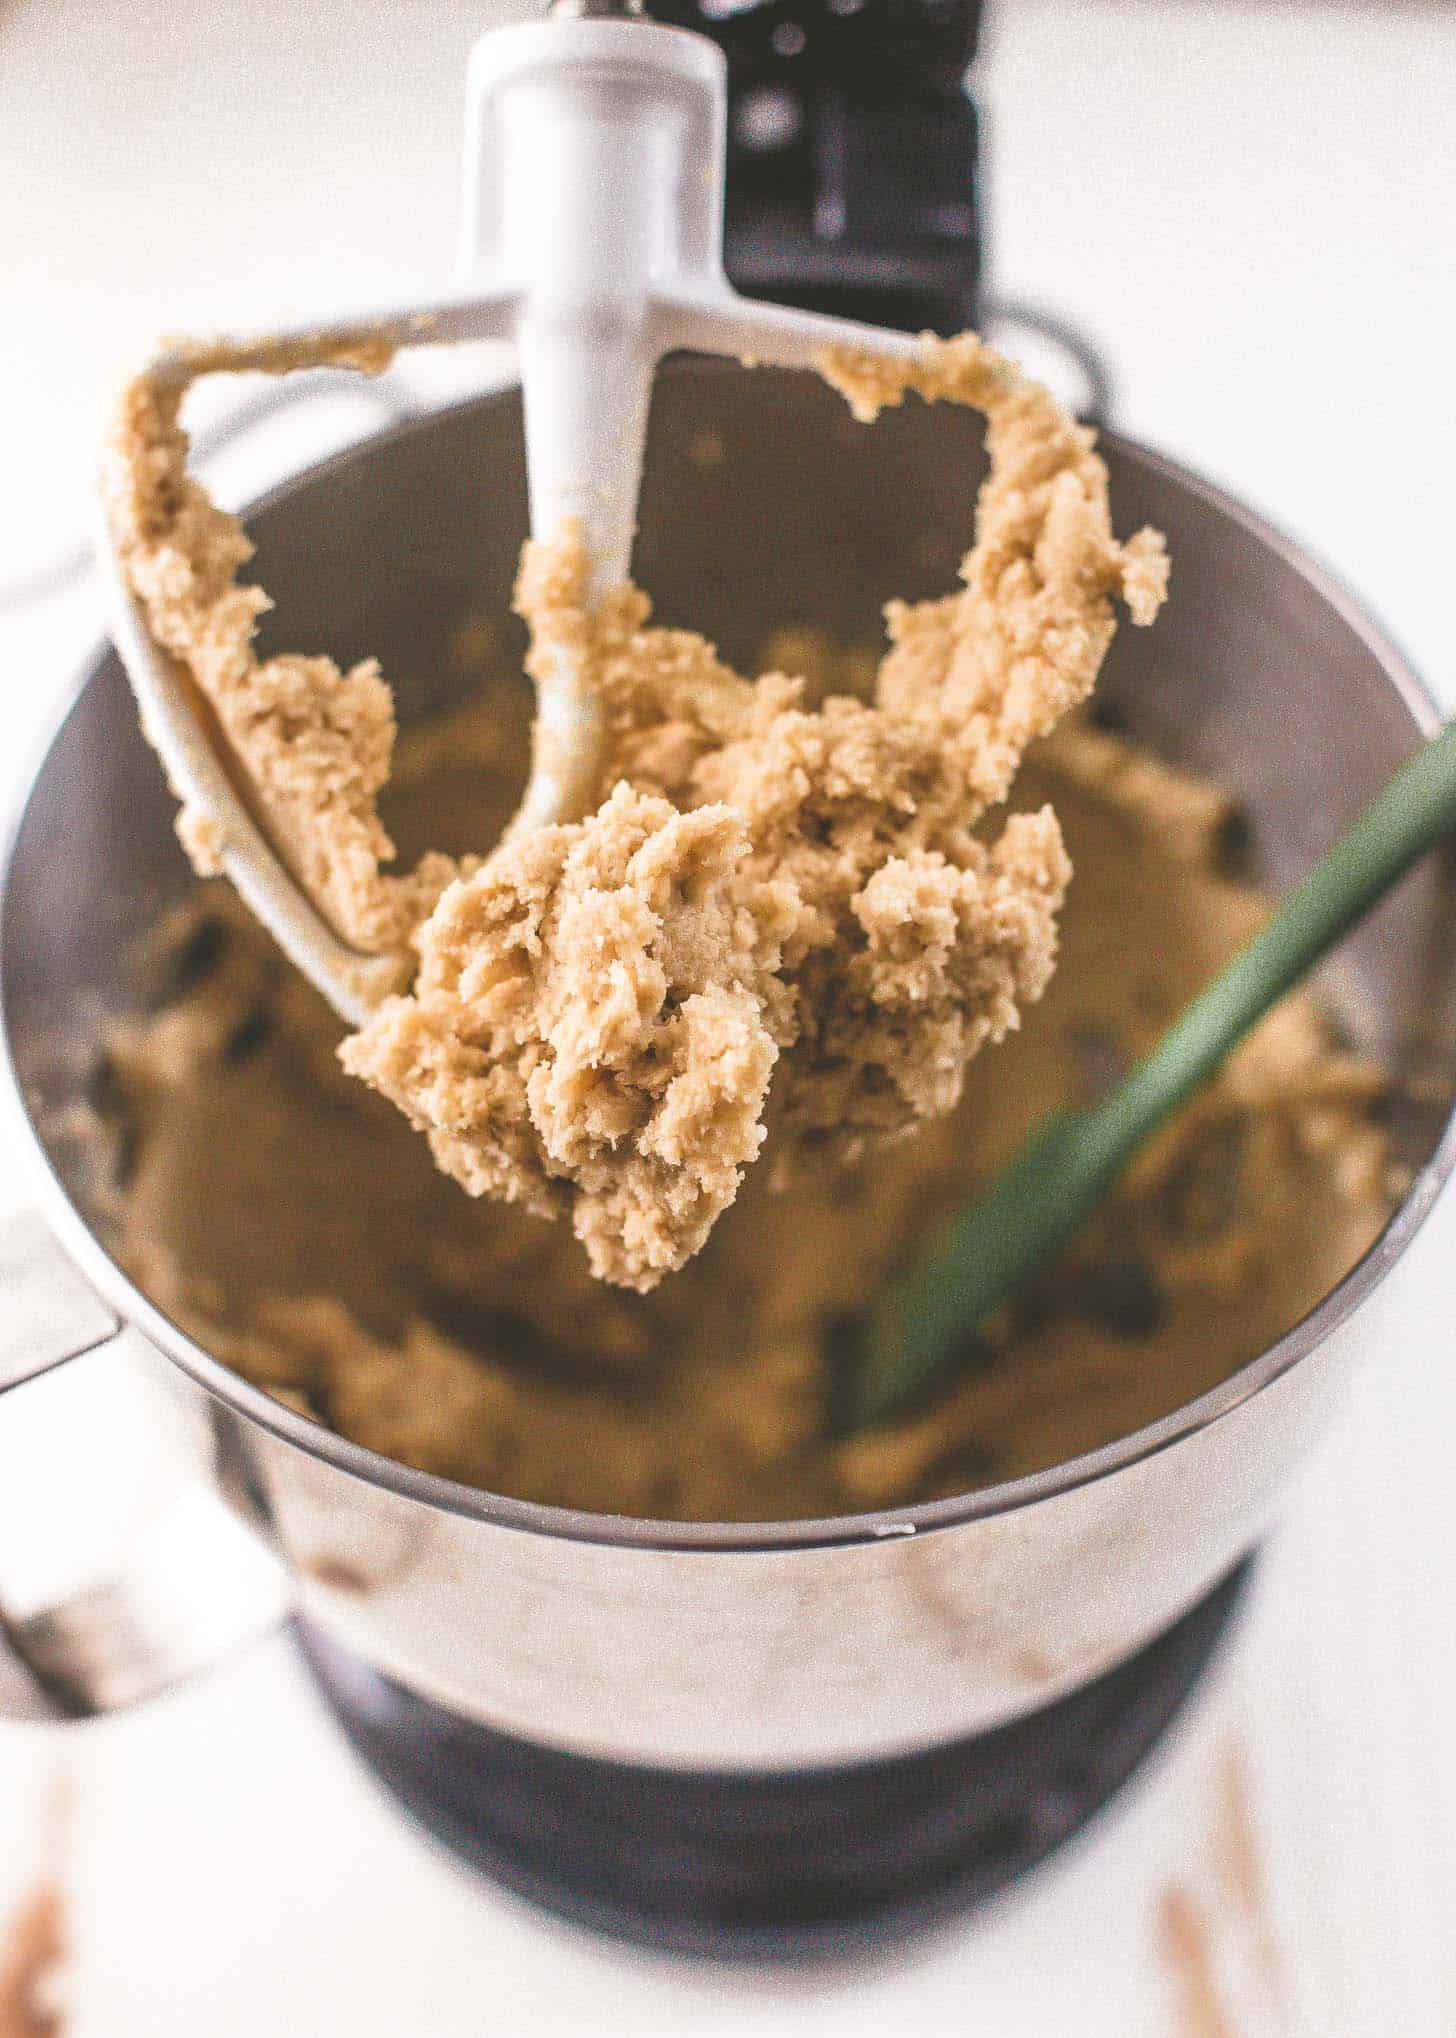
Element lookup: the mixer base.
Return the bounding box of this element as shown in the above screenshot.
[296,1558,1250,1960]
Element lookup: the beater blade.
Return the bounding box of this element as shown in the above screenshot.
[99,1,933,1024]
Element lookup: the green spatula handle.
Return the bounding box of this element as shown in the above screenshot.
[852,720,1456,1428]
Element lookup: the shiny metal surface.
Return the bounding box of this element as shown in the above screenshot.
[0,1225,289,1719]
[0,1209,117,1392]
[2,364,1454,1758]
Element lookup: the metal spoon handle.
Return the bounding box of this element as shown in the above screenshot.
[854,719,1456,1427]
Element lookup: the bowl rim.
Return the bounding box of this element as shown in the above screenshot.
[5,383,1454,1554]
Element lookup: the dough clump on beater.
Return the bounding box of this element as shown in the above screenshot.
[106,332,1168,1290]
[103,339,464,956]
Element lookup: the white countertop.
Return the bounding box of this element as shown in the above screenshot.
[2,2,1455,2030]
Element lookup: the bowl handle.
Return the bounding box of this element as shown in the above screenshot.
[0,1212,290,1720]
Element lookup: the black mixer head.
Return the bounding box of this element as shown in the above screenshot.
[651,0,986,333]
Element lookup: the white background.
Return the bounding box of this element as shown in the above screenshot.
[2,2,1455,2030]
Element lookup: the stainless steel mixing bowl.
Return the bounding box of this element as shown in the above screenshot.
[2,362,1453,1756]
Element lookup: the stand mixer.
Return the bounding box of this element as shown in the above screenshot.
[101,0,993,1028]
[9,0,1454,1964]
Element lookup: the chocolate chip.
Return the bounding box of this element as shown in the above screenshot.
[424,1295,544,1360]
[1070,1252,1166,1338]
[1009,1276,1065,1339]
[222,1005,274,1063]
[1371,1083,1447,1170]
[1088,694,1131,734]
[83,1053,140,1187]
[110,1119,140,1190]
[421,1293,655,1395]
[1160,1115,1248,1244]
[141,913,228,1009]
[646,1470,684,1516]
[920,1437,1000,1495]
[820,1312,866,1435]
[83,1051,125,1115]
[1213,805,1256,881]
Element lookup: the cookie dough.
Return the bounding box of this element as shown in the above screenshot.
[64,667,1394,1521]
[104,333,1167,1288]
[101,333,459,955]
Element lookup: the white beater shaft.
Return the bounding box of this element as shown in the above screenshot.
[462,18,729,831]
